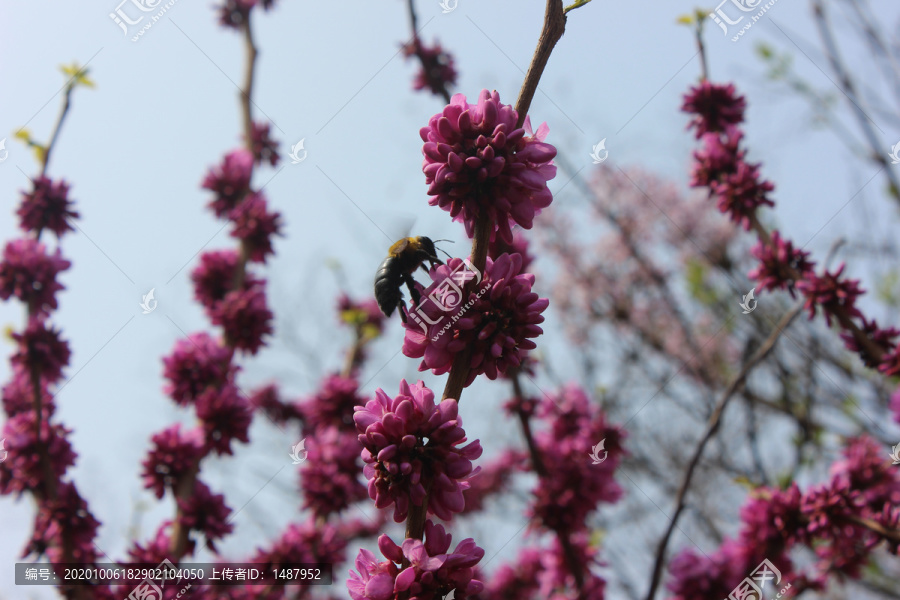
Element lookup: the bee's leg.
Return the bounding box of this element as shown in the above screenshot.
[403,273,421,307]
[421,254,442,268]
[398,301,409,323]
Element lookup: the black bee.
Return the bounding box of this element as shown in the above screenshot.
[374,237,448,322]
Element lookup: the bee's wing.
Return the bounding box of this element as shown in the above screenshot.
[371,210,417,243]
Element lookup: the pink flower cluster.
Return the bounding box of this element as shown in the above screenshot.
[682,80,900,376]
[420,90,557,243]
[353,380,483,522]
[348,521,484,600]
[524,384,625,533]
[666,436,900,599]
[197,152,279,351]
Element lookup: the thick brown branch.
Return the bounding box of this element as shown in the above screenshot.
[514,0,566,128]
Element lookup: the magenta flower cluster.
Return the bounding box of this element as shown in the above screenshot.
[353,380,483,522]
[683,83,773,229]
[420,90,557,243]
[0,239,70,316]
[402,254,548,386]
[17,175,79,237]
[348,521,484,600]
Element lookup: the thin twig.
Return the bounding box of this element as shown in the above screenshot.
[41,85,74,177]
[695,20,708,81]
[644,301,804,600]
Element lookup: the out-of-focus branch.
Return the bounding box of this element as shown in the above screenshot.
[644,301,804,600]
[240,19,258,153]
[509,371,586,597]
[812,0,900,206]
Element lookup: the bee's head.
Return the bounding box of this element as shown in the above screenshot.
[416,236,437,258]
